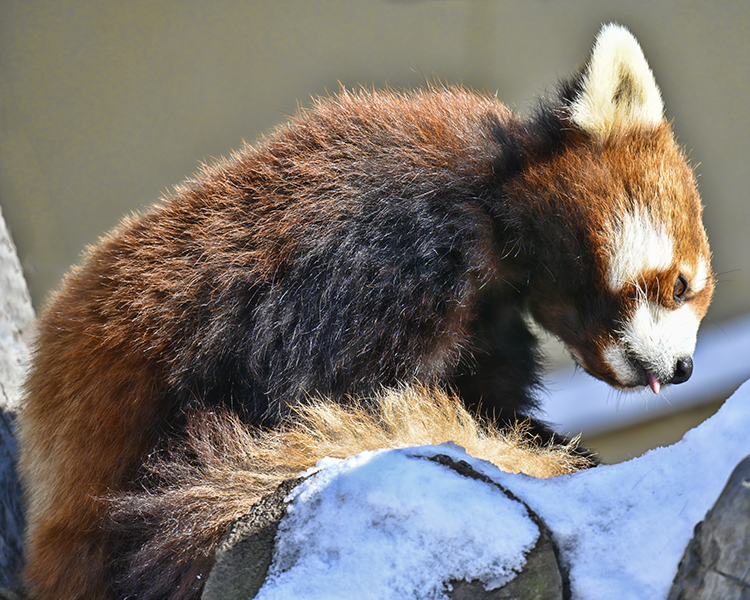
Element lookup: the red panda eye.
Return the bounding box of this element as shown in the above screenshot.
[674,274,688,302]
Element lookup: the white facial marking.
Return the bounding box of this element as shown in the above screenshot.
[622,301,700,383]
[604,300,701,387]
[607,209,675,293]
[602,342,639,384]
[570,24,664,139]
[691,256,709,293]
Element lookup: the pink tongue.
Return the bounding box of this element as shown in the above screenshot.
[648,372,661,394]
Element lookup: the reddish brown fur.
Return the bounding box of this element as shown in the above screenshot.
[18,88,526,600]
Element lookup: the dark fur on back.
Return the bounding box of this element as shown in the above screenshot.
[120,86,573,428]
[19,84,582,600]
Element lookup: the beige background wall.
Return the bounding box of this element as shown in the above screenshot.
[2,2,749,459]
[3,1,748,318]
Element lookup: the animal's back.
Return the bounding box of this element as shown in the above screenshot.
[18,87,525,599]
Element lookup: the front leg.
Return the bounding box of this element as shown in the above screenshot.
[451,288,597,461]
[451,286,543,425]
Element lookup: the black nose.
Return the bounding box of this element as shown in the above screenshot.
[670,357,693,385]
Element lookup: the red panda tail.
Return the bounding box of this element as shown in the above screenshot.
[104,386,592,599]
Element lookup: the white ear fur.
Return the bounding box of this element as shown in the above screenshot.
[570,24,664,139]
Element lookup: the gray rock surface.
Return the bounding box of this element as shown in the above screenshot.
[668,454,750,600]
[203,455,565,600]
[0,205,35,589]
[433,454,565,600]
[0,206,35,412]
[202,478,303,600]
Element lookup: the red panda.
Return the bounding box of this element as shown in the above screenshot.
[17,23,713,600]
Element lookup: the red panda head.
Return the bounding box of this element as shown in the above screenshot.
[517,24,714,393]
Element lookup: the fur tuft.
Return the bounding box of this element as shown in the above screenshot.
[287,386,590,477]
[106,385,592,599]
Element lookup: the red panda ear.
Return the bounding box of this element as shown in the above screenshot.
[570,23,664,140]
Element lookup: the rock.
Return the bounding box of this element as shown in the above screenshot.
[0,205,35,413]
[433,454,565,600]
[202,478,303,600]
[0,411,24,589]
[667,454,750,599]
[447,532,563,599]
[0,205,35,589]
[203,454,565,600]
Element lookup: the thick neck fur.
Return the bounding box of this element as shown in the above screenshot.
[479,87,589,294]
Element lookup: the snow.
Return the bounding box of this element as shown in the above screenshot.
[254,379,750,599]
[256,447,539,600]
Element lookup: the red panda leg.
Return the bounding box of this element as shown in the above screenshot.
[19,342,168,600]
